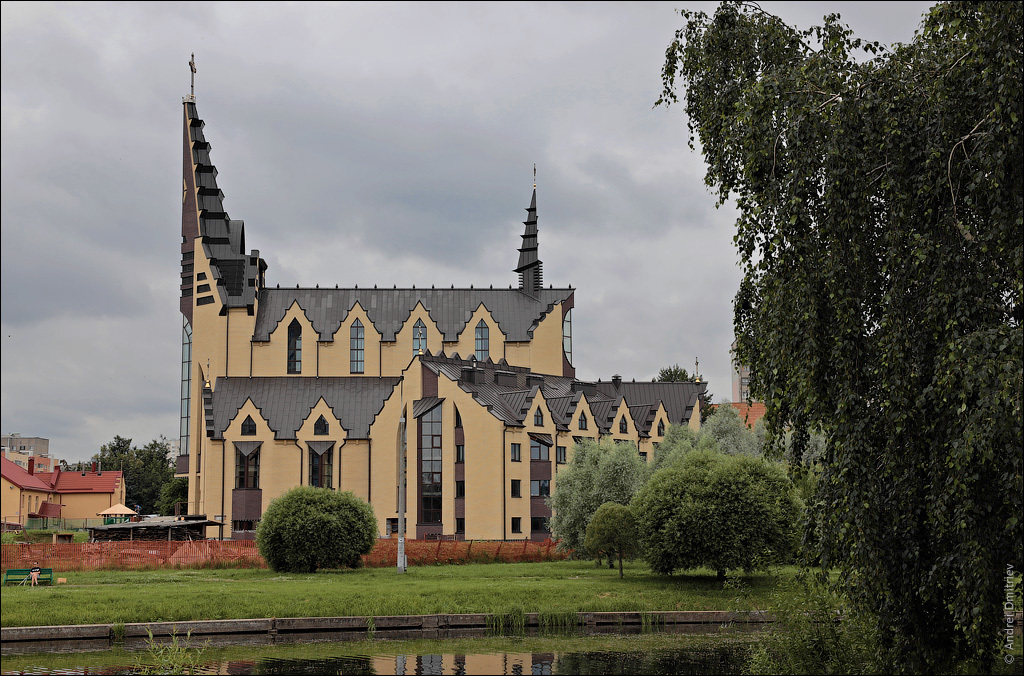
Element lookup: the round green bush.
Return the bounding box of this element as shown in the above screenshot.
[631,449,800,577]
[255,486,378,573]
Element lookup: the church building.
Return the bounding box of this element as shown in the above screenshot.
[176,88,707,541]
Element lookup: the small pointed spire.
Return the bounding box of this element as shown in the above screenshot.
[514,167,542,294]
[189,53,197,101]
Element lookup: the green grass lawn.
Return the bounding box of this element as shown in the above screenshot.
[1,560,794,628]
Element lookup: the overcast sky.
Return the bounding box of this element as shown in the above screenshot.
[1,2,934,463]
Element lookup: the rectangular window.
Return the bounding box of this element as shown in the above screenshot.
[455,480,465,499]
[511,479,521,498]
[531,516,549,533]
[350,320,364,373]
[530,479,550,497]
[232,520,258,532]
[420,406,443,524]
[639,452,648,462]
[456,517,465,534]
[456,444,465,463]
[530,439,548,461]
[511,517,522,534]
[196,296,215,306]
[196,284,211,293]
[510,443,521,462]
[309,448,333,488]
[556,446,567,464]
[235,448,259,489]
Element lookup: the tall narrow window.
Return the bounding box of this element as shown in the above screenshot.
[534,409,544,426]
[235,448,259,488]
[619,416,628,434]
[413,319,427,355]
[287,319,302,374]
[241,415,257,436]
[179,319,192,461]
[657,420,665,436]
[562,309,572,365]
[350,319,364,373]
[420,405,442,525]
[556,446,567,464]
[309,448,333,488]
[579,413,588,430]
[314,415,329,435]
[510,443,521,462]
[474,320,489,361]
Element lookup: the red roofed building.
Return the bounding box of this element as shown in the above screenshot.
[729,401,767,429]
[1,457,125,526]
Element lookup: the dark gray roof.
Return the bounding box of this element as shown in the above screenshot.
[252,287,573,343]
[594,381,707,429]
[420,353,706,433]
[209,376,400,441]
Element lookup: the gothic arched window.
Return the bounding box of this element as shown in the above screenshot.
[287,319,302,374]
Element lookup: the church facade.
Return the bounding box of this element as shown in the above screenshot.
[176,95,707,541]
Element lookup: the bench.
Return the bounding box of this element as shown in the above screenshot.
[2,568,54,586]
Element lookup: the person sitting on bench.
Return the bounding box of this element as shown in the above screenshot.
[29,562,41,587]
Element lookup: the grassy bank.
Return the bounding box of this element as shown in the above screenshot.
[1,560,793,628]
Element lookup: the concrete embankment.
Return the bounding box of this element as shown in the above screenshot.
[1,610,771,654]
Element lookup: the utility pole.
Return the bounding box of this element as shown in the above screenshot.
[397,415,407,573]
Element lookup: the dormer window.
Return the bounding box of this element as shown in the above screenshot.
[475,320,489,361]
[241,415,257,436]
[658,420,665,436]
[579,412,588,430]
[413,319,427,355]
[314,415,329,435]
[287,319,302,374]
[534,409,544,426]
[619,416,628,434]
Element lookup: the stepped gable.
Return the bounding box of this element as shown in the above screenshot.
[208,376,401,441]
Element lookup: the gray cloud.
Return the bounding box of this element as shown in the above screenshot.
[1,1,933,461]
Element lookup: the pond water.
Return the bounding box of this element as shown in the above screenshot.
[1,632,755,675]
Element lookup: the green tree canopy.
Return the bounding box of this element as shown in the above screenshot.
[660,2,1022,671]
[584,502,641,578]
[548,438,651,557]
[655,363,691,382]
[256,487,377,573]
[632,448,800,578]
[155,477,189,516]
[92,435,173,514]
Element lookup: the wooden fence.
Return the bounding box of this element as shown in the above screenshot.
[1,538,566,572]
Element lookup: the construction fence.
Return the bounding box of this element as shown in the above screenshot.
[1,538,567,572]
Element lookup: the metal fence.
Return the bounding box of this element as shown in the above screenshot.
[1,538,567,572]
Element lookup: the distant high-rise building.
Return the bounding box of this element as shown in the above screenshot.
[1,434,56,472]
[730,340,752,403]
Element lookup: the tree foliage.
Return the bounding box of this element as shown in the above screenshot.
[660,2,1022,671]
[584,502,640,578]
[256,487,377,573]
[155,477,189,516]
[632,448,800,578]
[548,438,650,557]
[655,363,691,382]
[93,435,173,514]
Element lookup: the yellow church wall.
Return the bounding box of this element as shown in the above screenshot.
[451,305,506,363]
[689,396,702,431]
[250,302,317,377]
[295,398,348,489]
[523,301,566,375]
[380,302,445,376]
[316,302,381,376]
[365,377,409,536]
[225,307,257,378]
[437,374,507,540]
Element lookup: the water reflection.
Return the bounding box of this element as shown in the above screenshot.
[2,646,750,675]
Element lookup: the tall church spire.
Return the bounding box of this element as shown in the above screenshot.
[514,172,543,294]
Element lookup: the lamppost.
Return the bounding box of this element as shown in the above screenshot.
[397,414,407,573]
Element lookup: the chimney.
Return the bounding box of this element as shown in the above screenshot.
[92,462,98,472]
[612,374,622,390]
[28,457,35,475]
